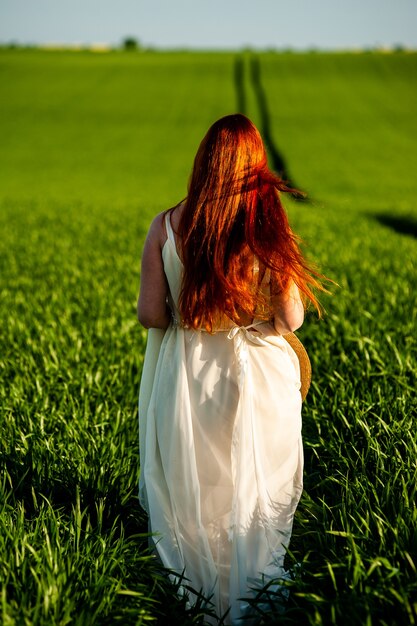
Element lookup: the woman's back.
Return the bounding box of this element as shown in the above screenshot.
[164,204,262,329]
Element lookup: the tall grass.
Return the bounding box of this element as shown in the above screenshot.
[0,48,416,624]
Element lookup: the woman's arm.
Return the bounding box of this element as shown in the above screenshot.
[137,214,171,330]
[272,281,304,334]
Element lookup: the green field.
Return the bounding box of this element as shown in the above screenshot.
[1,48,416,625]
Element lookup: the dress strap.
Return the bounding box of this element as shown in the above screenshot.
[164,212,176,246]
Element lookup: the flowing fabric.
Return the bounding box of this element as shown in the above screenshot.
[139,213,303,624]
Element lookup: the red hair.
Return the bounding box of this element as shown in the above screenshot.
[176,114,325,332]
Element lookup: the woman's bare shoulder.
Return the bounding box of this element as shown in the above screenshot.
[146,210,168,247]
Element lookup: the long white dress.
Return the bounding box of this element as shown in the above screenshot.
[139,213,303,624]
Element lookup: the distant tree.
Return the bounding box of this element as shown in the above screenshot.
[122,37,140,51]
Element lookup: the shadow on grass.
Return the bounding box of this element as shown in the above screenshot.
[372,213,417,238]
[2,449,148,537]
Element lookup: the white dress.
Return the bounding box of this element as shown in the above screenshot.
[139,213,303,624]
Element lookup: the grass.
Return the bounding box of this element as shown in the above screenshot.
[0,48,416,625]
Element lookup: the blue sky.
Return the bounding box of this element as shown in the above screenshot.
[1,0,416,50]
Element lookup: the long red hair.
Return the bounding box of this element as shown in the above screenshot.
[176,114,324,332]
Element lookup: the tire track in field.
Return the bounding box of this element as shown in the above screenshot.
[234,55,247,115]
[234,54,304,198]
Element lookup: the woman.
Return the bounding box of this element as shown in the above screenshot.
[137,114,323,624]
